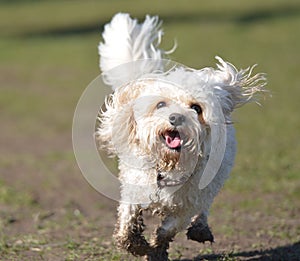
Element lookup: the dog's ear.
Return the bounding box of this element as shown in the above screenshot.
[96,87,138,157]
[95,95,116,156]
[205,56,267,114]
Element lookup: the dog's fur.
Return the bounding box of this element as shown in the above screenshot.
[96,13,266,260]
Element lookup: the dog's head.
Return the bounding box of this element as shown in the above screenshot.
[97,80,198,172]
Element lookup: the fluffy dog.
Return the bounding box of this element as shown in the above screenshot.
[96,13,266,260]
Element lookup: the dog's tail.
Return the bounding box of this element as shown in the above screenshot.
[98,13,170,89]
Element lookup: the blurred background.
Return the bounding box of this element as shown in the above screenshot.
[0,0,299,260]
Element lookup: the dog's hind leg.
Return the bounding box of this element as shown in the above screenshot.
[113,203,151,256]
[186,212,214,243]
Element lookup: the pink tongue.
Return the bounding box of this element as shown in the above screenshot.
[165,135,181,149]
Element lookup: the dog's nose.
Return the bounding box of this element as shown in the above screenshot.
[169,113,185,126]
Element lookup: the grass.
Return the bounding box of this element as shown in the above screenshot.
[0,0,300,260]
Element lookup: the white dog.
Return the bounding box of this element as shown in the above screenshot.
[96,13,266,261]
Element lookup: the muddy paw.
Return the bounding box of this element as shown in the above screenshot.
[127,235,151,256]
[144,247,169,261]
[114,232,150,256]
[186,223,214,243]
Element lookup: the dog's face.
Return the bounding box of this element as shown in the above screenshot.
[131,81,207,172]
[98,79,210,174]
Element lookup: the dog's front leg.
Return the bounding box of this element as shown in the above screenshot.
[186,212,214,243]
[113,203,150,256]
[145,216,179,261]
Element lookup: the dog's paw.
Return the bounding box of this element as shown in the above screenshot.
[144,247,169,261]
[186,223,214,243]
[127,235,151,256]
[115,233,150,256]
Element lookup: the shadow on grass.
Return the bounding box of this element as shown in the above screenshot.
[174,241,300,261]
[19,4,300,38]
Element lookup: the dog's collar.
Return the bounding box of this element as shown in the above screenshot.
[156,170,191,188]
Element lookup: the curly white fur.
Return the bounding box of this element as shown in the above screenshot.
[96,13,267,261]
[98,13,166,89]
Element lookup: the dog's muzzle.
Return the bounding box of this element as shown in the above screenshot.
[160,113,186,151]
[169,113,185,126]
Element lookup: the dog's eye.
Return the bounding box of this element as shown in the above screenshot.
[191,104,202,114]
[156,101,167,109]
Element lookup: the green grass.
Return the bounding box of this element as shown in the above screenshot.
[1,0,300,260]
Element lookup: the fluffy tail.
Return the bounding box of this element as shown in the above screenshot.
[99,13,168,89]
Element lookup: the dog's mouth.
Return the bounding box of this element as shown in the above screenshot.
[161,130,182,151]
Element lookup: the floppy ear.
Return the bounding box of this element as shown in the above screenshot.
[95,85,139,157]
[206,56,267,114]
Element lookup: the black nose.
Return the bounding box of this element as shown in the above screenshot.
[169,113,185,126]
